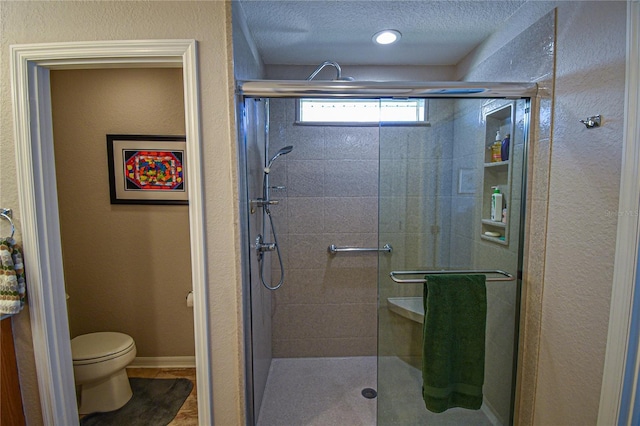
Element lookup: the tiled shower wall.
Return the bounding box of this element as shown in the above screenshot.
[267,98,459,358]
[267,98,379,357]
[377,101,455,365]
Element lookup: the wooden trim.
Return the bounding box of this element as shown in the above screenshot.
[1,318,26,426]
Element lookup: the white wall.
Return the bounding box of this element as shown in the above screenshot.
[461,2,627,423]
[535,2,626,424]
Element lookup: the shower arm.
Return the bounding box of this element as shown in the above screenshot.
[306,61,342,81]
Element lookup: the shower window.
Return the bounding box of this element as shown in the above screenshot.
[296,98,429,125]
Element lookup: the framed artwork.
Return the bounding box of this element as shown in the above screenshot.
[106,134,188,205]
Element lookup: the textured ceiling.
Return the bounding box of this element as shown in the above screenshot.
[238,0,528,66]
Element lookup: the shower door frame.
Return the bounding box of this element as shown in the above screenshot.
[237,80,537,425]
[237,95,271,425]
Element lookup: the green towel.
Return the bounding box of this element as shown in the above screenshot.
[422,274,487,413]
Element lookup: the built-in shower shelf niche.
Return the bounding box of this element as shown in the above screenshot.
[481,102,515,246]
[484,160,510,168]
[481,219,506,228]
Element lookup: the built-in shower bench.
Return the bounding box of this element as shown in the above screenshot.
[387,297,424,324]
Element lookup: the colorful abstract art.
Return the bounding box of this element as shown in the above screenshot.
[107,135,188,205]
[124,150,184,191]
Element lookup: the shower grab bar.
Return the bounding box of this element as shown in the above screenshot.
[328,244,393,255]
[389,269,514,284]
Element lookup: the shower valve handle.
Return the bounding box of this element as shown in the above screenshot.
[257,242,276,252]
[250,198,279,207]
[255,235,277,254]
[250,198,279,214]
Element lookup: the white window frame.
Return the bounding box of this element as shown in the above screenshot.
[296,98,431,126]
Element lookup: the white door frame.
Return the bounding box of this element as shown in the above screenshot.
[9,40,211,425]
[599,1,640,424]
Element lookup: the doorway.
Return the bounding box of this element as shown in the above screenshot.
[49,67,197,419]
[9,40,211,425]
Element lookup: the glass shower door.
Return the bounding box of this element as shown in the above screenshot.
[377,98,528,425]
[241,97,273,424]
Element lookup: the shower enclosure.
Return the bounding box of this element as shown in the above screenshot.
[237,81,533,425]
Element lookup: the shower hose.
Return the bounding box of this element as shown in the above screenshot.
[259,207,285,291]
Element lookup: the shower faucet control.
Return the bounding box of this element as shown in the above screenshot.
[250,198,279,214]
[255,234,277,257]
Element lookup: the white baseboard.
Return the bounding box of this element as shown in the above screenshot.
[128,356,196,369]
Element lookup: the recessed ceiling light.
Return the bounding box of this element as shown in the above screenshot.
[373,29,401,45]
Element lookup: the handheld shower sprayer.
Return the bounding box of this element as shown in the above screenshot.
[265,145,293,173]
[263,145,293,204]
[257,145,293,291]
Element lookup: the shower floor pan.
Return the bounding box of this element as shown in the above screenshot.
[387,297,423,324]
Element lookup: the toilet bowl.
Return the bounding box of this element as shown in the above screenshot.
[71,332,137,414]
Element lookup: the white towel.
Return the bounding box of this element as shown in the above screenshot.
[0,238,26,315]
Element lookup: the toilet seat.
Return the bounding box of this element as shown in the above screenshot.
[72,332,135,365]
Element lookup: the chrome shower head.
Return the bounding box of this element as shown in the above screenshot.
[266,145,293,171]
[306,61,354,81]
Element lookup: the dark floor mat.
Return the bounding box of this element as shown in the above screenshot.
[80,378,193,426]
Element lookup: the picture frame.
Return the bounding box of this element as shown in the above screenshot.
[106,134,188,205]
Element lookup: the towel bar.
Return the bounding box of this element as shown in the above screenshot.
[389,269,514,284]
[328,244,392,255]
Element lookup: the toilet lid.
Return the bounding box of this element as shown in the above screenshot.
[71,332,134,361]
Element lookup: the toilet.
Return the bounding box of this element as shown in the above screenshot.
[71,332,137,414]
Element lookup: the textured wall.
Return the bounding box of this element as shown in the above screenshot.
[50,68,194,357]
[0,2,241,425]
[534,3,626,424]
[462,2,627,424]
[460,9,556,425]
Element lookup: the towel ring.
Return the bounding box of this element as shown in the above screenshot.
[1,209,15,239]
